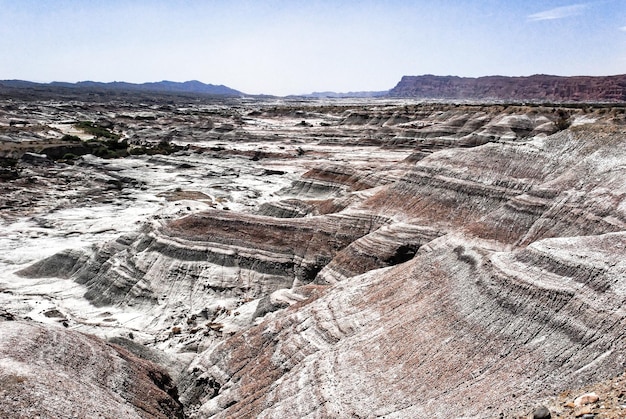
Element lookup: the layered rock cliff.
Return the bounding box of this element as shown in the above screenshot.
[389,74,626,102]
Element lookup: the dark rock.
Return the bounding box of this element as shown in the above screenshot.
[43,309,65,318]
[253,295,289,319]
[16,249,90,279]
[20,152,50,164]
[0,157,19,180]
[0,309,16,321]
[385,244,418,265]
[262,169,286,176]
[532,405,551,419]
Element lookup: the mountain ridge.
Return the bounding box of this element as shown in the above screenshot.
[388,73,626,101]
[3,74,626,101]
[0,79,243,96]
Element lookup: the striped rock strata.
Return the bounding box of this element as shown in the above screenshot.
[179,230,626,417]
[7,101,626,418]
[0,320,183,418]
[177,125,626,417]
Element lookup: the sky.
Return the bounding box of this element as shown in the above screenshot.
[1,0,625,96]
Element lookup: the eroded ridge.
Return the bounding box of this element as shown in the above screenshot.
[180,231,626,418]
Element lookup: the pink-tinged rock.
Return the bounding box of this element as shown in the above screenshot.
[574,392,600,407]
[0,321,183,419]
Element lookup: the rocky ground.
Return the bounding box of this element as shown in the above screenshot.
[0,94,625,418]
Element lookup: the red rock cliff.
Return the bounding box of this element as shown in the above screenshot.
[388,74,626,101]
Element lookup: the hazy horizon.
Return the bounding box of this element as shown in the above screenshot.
[2,0,625,96]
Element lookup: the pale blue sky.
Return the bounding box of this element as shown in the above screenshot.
[1,0,625,95]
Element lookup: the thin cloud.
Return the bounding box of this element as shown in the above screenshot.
[528,4,587,21]
[620,26,626,32]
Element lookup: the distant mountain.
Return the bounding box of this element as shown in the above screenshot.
[296,90,389,99]
[0,80,42,89]
[1,79,243,96]
[388,74,626,102]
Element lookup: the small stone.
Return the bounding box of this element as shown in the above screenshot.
[532,405,551,419]
[574,392,600,407]
[574,405,593,417]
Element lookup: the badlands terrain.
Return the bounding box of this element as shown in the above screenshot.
[1,92,626,418]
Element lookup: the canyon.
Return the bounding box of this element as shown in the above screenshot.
[1,92,626,418]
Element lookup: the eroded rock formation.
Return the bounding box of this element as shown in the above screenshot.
[174,123,626,418]
[179,231,626,418]
[2,95,626,418]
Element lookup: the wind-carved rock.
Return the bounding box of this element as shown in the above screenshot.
[365,128,626,244]
[316,222,442,284]
[259,161,403,218]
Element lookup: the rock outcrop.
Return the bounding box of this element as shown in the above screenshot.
[388,74,626,102]
[0,320,183,418]
[365,126,626,243]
